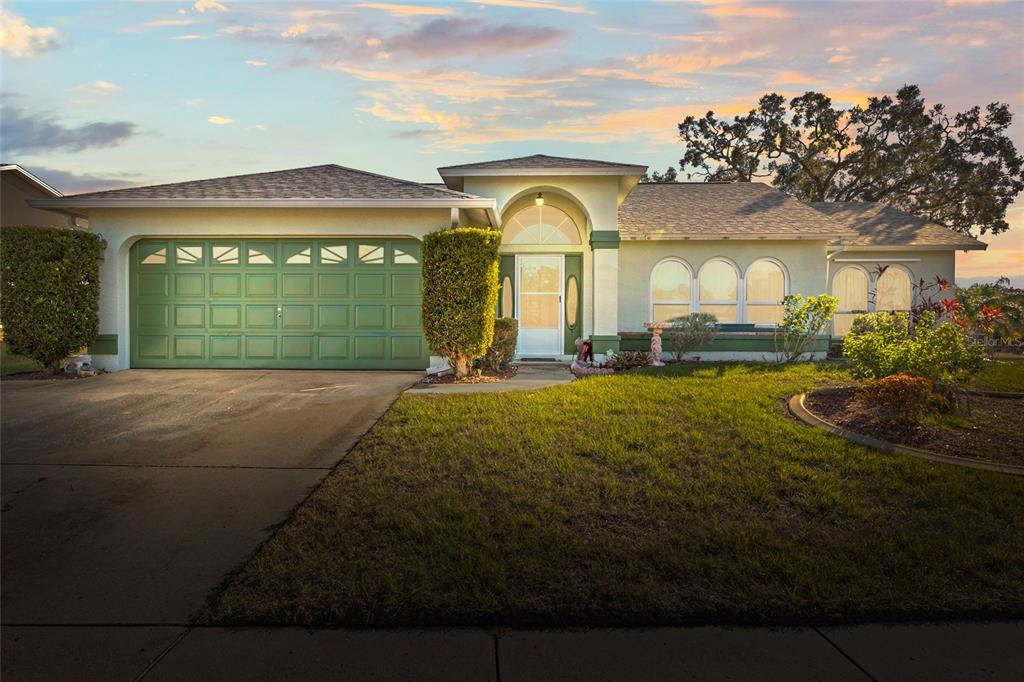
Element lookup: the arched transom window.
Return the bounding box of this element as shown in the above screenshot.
[745,259,786,324]
[650,259,692,323]
[698,258,739,323]
[832,266,869,336]
[501,205,581,245]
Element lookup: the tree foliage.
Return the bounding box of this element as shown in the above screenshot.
[640,166,679,183]
[678,85,1024,236]
[773,294,838,363]
[0,226,103,373]
[421,227,501,378]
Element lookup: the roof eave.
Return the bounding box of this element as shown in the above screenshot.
[620,232,853,241]
[827,243,988,252]
[28,197,497,213]
[1,164,63,198]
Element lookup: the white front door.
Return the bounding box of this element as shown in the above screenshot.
[517,255,563,356]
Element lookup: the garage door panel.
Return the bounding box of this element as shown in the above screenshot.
[210,273,241,297]
[131,238,426,369]
[174,335,205,359]
[174,273,205,297]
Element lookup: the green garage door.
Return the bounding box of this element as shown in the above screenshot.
[130,238,428,369]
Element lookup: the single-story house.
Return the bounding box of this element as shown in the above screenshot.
[31,154,985,372]
[1,164,85,229]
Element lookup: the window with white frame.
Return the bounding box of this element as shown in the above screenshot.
[745,259,786,324]
[650,259,692,323]
[698,258,738,323]
[831,266,869,336]
[875,266,912,312]
[502,205,581,245]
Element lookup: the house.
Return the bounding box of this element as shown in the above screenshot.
[1,164,84,229]
[30,155,985,372]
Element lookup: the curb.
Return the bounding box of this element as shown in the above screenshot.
[788,393,1024,477]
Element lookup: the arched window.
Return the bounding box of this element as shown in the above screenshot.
[501,205,581,245]
[745,259,786,324]
[650,258,692,323]
[875,266,912,312]
[832,266,869,336]
[698,258,738,323]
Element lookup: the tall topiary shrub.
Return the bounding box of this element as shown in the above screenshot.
[1,226,103,373]
[422,227,501,377]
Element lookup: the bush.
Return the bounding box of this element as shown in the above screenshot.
[612,350,650,371]
[421,227,501,378]
[664,312,717,359]
[0,226,102,373]
[855,373,936,421]
[774,294,838,362]
[481,317,518,372]
[843,310,984,385]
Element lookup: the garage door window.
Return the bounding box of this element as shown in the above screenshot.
[359,244,385,265]
[175,245,203,265]
[320,244,348,265]
[212,244,240,265]
[140,243,167,264]
[247,245,275,265]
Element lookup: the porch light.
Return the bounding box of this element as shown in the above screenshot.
[534,192,544,207]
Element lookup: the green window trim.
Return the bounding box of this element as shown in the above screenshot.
[589,230,620,250]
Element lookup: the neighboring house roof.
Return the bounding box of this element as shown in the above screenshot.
[438,154,646,175]
[1,164,63,197]
[811,201,987,251]
[29,164,497,220]
[618,182,854,240]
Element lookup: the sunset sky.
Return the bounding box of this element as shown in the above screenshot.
[2,0,1021,282]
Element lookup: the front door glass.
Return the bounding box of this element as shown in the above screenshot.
[517,255,562,355]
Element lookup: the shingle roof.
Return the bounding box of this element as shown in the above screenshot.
[811,201,986,250]
[61,164,477,200]
[438,154,645,172]
[618,182,852,240]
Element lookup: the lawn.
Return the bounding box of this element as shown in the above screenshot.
[202,362,1024,627]
[1,342,41,376]
[971,358,1024,392]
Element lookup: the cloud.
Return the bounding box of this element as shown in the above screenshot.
[0,9,61,58]
[703,4,792,19]
[469,0,594,14]
[0,104,138,154]
[245,59,267,66]
[281,25,309,38]
[145,18,202,28]
[207,115,235,125]
[193,0,228,12]
[172,34,210,40]
[72,80,121,95]
[386,18,566,58]
[24,167,139,194]
[771,70,824,85]
[184,98,204,108]
[355,3,455,16]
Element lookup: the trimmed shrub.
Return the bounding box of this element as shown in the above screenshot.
[843,310,984,385]
[422,227,501,377]
[855,373,936,421]
[664,312,717,359]
[1,226,102,373]
[612,350,650,371]
[480,317,518,372]
[773,294,838,362]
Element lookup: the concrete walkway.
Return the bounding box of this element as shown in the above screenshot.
[409,362,573,395]
[3,621,1021,680]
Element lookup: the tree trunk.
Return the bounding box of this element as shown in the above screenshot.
[453,355,471,379]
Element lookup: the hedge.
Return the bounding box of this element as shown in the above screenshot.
[481,317,518,372]
[421,227,501,377]
[1,226,103,372]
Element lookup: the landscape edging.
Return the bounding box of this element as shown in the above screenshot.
[788,392,1024,477]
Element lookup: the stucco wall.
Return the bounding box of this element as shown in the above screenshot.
[88,206,452,370]
[462,175,621,232]
[617,239,831,331]
[1,173,76,228]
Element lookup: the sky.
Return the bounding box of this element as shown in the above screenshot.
[1,0,1022,282]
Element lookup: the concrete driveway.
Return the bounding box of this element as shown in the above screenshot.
[1,370,418,678]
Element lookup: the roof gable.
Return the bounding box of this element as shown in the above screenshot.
[618,182,852,240]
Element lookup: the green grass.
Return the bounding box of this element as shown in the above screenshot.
[203,362,1024,627]
[0,342,42,376]
[970,358,1024,392]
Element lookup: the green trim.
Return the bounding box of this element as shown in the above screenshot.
[590,334,621,353]
[618,332,830,353]
[589,230,620,250]
[89,334,118,355]
[563,254,583,355]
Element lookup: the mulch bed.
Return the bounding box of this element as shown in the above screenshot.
[420,365,518,385]
[2,371,92,381]
[806,388,1024,467]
